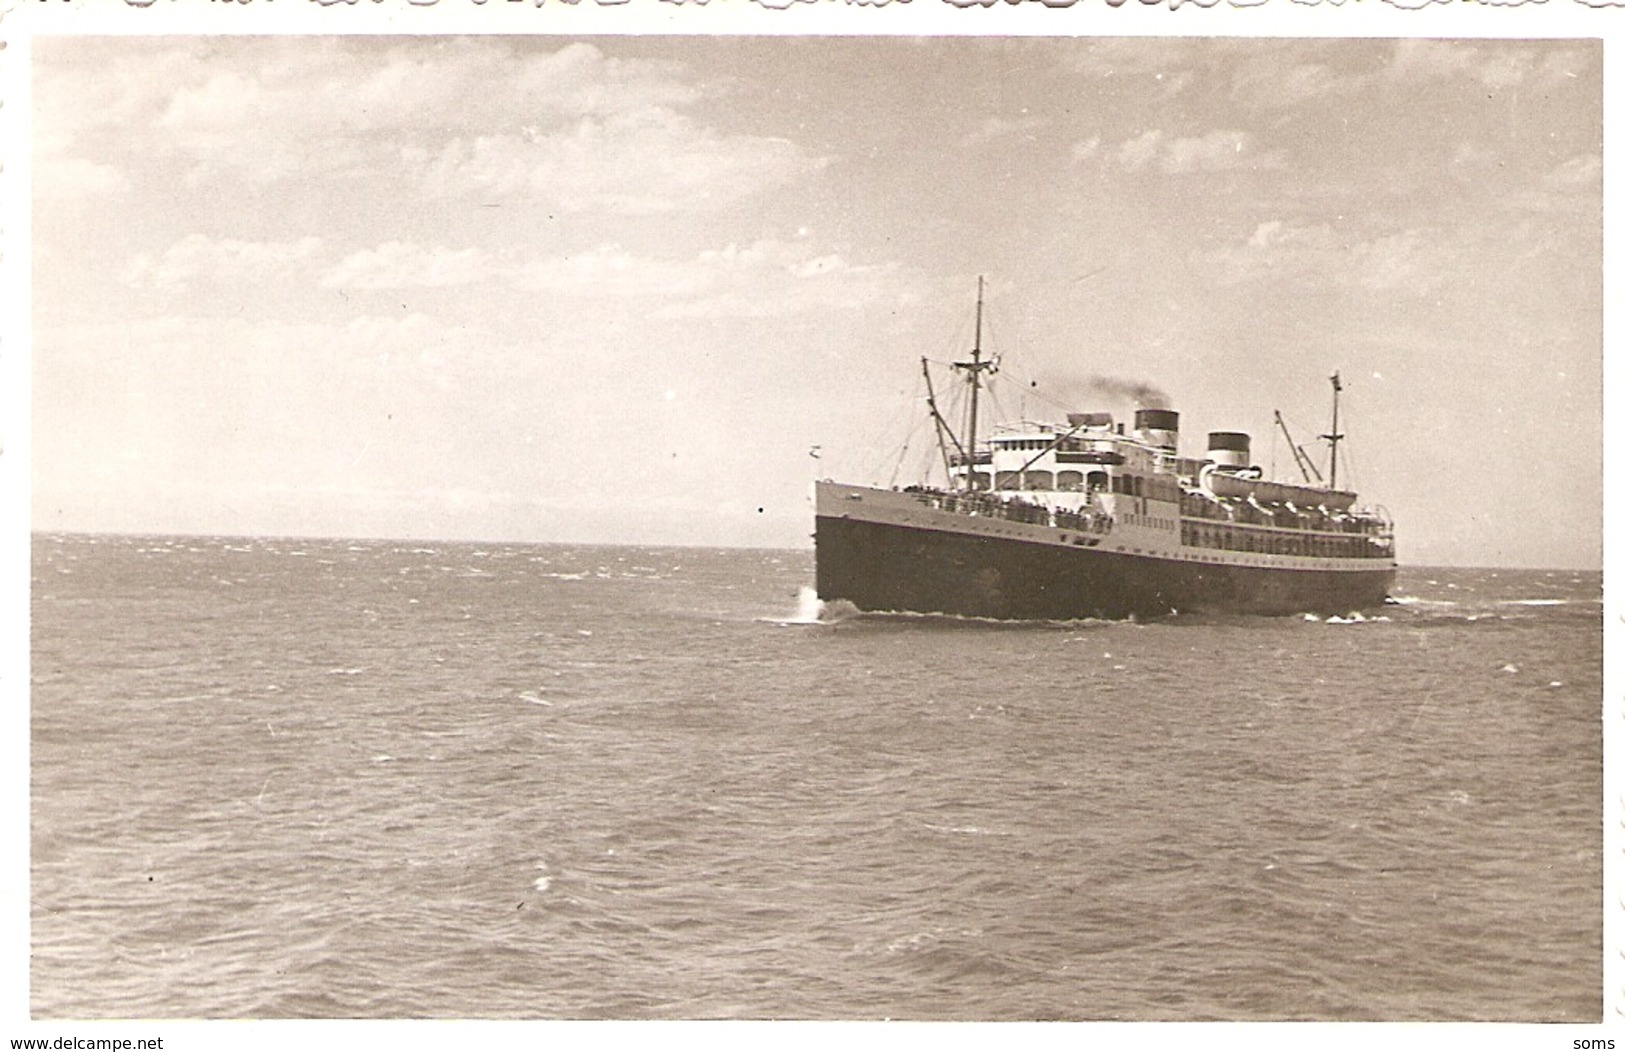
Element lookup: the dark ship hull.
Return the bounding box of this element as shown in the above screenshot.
[816,510,1393,621]
[814,481,1395,621]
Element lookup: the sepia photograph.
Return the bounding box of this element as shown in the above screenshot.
[10,9,1611,1042]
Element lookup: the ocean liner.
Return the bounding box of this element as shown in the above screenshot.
[813,281,1397,620]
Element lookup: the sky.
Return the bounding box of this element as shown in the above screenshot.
[28,34,1602,568]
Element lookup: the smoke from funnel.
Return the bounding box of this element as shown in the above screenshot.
[1083,374,1172,410]
[1029,373,1173,413]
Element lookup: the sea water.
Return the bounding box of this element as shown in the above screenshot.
[29,534,1602,1020]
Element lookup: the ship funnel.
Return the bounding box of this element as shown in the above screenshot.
[1207,431,1251,470]
[1133,408,1180,451]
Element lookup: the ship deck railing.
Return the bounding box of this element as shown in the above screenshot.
[1178,492,1392,538]
[901,486,1112,535]
[898,484,1394,560]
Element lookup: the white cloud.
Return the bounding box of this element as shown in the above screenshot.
[35,158,131,200]
[37,38,823,213]
[117,233,906,314]
[1385,39,1595,93]
[510,243,713,299]
[1385,39,1480,85]
[1160,130,1284,174]
[1070,136,1102,163]
[790,254,846,279]
[512,239,910,319]
[1504,153,1603,215]
[121,235,325,290]
[961,114,1048,148]
[1060,39,1593,121]
[1247,220,1286,249]
[1447,140,1499,179]
[1062,40,1206,95]
[321,242,493,289]
[141,40,708,184]
[1350,230,1443,293]
[1112,129,1284,175]
[408,111,823,213]
[1230,60,1353,111]
[1117,131,1164,173]
[1203,220,1449,297]
[1545,154,1601,193]
[651,242,909,320]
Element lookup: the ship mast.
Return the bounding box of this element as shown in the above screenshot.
[922,356,965,483]
[1274,410,1323,484]
[1320,372,1344,490]
[952,277,995,491]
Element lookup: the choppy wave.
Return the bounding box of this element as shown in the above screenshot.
[1386,594,1456,607]
[29,539,1602,1021]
